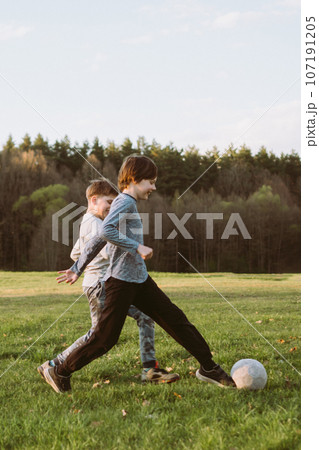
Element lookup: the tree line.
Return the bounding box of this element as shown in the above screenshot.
[0,134,300,273]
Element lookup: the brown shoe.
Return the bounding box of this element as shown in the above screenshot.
[141,368,180,384]
[196,365,236,388]
[43,366,71,393]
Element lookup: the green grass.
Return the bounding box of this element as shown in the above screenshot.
[0,272,301,449]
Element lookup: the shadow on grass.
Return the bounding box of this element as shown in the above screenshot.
[0,352,25,360]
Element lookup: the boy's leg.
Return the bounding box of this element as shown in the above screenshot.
[127,305,180,383]
[132,276,214,369]
[44,278,180,392]
[52,282,105,365]
[132,276,235,387]
[127,305,156,368]
[56,277,137,376]
[37,282,105,378]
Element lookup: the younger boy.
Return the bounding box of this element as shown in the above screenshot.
[38,179,179,383]
[43,155,236,393]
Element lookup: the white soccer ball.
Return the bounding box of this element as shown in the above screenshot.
[231,359,267,390]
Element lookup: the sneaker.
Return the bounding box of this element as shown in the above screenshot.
[141,367,180,384]
[37,360,50,380]
[196,365,236,388]
[43,366,72,393]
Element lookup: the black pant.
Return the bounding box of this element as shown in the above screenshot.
[58,276,215,376]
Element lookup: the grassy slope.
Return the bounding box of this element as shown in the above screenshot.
[0,272,300,449]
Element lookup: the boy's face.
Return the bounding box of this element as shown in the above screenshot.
[133,178,157,200]
[91,195,116,219]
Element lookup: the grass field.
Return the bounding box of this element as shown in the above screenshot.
[0,271,300,449]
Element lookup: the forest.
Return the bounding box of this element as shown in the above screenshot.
[0,134,300,273]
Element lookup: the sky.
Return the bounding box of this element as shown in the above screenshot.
[0,0,301,155]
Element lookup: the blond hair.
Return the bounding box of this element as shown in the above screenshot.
[86,179,118,200]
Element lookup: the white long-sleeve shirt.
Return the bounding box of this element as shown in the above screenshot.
[70,212,109,287]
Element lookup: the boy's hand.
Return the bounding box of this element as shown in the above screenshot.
[137,244,153,260]
[56,269,79,285]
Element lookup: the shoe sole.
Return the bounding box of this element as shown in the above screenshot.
[37,362,51,380]
[37,365,45,380]
[43,368,63,394]
[196,369,234,388]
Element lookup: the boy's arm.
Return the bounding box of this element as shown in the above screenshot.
[99,198,139,253]
[70,239,81,262]
[84,218,109,260]
[72,235,107,276]
[69,218,109,275]
[56,235,107,284]
[56,197,152,285]
[57,234,151,284]
[99,243,109,261]
[100,200,152,260]
[73,199,139,275]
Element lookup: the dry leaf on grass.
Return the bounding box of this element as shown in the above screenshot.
[91,421,102,427]
[285,377,291,388]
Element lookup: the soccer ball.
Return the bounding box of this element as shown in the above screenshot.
[231,359,267,390]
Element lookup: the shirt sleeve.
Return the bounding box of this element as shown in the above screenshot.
[70,197,139,277]
[70,234,107,276]
[99,243,109,261]
[70,239,81,262]
[99,197,140,254]
[82,217,108,260]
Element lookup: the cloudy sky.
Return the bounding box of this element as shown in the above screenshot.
[0,0,300,155]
